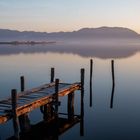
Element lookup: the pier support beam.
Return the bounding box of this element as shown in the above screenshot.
[54,79,59,116]
[67,92,74,121]
[41,68,55,122]
[11,89,19,139]
[51,68,55,83]
[40,104,54,122]
[19,76,31,133]
[54,79,59,140]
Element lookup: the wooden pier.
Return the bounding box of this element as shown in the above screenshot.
[0,82,81,124]
[0,68,85,139]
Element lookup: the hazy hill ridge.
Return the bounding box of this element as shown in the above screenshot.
[0,27,140,41]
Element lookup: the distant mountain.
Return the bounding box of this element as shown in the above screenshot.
[75,27,140,38]
[0,27,140,41]
[0,29,49,41]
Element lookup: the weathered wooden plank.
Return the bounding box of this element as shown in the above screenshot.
[16,96,53,117]
[0,105,11,111]
[0,106,11,111]
[0,112,5,116]
[17,100,31,105]
[39,83,80,96]
[0,102,11,106]
[58,84,80,96]
[17,82,56,96]
[19,96,38,100]
[0,100,12,105]
[18,94,48,103]
[23,93,47,98]
[17,96,49,107]
[0,110,6,114]
[0,103,12,107]
[0,114,11,124]
[0,108,5,111]
[25,93,47,97]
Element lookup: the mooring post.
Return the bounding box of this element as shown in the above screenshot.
[54,78,59,140]
[90,59,93,82]
[110,60,115,108]
[80,68,85,136]
[55,79,59,114]
[51,68,55,83]
[11,89,19,139]
[67,92,74,120]
[19,76,31,133]
[90,59,93,107]
[81,68,85,91]
[20,76,25,92]
[40,68,55,122]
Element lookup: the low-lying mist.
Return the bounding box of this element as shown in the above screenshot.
[0,38,140,59]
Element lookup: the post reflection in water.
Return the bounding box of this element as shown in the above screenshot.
[89,59,93,107]
[80,69,85,136]
[110,60,115,109]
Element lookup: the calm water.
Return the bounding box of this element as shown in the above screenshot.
[0,42,140,139]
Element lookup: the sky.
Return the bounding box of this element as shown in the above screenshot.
[0,0,140,33]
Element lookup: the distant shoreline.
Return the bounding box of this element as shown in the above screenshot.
[0,41,56,45]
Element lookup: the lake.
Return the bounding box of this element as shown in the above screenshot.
[0,41,140,140]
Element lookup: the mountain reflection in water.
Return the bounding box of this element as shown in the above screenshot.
[0,39,140,59]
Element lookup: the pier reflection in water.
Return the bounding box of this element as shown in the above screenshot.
[89,59,93,107]
[7,116,84,140]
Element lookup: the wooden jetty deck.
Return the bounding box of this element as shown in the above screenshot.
[0,82,81,124]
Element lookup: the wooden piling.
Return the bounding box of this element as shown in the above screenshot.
[110,60,115,108]
[11,89,19,139]
[19,76,31,132]
[81,69,85,90]
[90,59,93,107]
[20,76,25,92]
[42,104,48,121]
[90,59,93,82]
[41,68,54,121]
[80,68,84,136]
[55,79,59,114]
[51,68,55,83]
[67,92,74,120]
[41,104,54,122]
[54,78,59,140]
